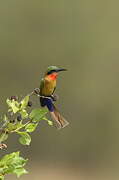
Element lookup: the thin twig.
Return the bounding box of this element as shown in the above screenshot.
[12,121,31,133]
[28,88,52,100]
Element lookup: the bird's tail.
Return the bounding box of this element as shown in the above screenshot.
[50,104,69,129]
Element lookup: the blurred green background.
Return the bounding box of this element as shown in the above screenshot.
[0,0,119,179]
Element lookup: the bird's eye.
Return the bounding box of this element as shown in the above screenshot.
[47,70,55,75]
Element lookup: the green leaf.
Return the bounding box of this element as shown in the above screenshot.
[0,152,28,178]
[0,168,4,174]
[47,120,53,126]
[0,175,4,180]
[0,152,20,166]
[18,132,31,145]
[19,109,28,119]
[25,123,38,133]
[29,108,48,122]
[42,117,53,126]
[13,168,28,178]
[0,152,27,169]
[7,123,16,131]
[7,122,24,132]
[20,96,29,109]
[0,133,8,143]
[6,99,19,114]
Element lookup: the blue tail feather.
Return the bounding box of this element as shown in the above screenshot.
[40,97,69,129]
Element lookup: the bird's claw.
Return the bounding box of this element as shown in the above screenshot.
[51,94,59,101]
[33,88,59,101]
[33,88,40,95]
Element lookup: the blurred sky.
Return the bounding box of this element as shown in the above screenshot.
[0,0,119,179]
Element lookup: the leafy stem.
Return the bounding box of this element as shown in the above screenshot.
[0,88,53,179]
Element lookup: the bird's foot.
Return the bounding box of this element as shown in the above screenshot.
[33,88,40,95]
[0,143,7,150]
[51,94,59,101]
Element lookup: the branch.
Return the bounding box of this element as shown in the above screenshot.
[0,88,53,179]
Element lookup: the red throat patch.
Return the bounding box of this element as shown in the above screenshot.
[48,73,58,80]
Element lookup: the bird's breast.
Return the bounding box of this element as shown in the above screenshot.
[41,79,56,96]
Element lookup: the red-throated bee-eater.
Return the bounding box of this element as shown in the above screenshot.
[40,66,69,129]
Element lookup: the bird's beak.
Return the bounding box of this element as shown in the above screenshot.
[56,68,67,72]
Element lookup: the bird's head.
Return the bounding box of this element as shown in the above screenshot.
[45,66,67,80]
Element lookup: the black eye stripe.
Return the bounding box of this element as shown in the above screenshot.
[47,70,56,75]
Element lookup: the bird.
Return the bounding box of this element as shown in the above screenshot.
[39,66,69,129]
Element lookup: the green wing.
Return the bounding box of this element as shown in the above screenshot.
[40,78,45,95]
